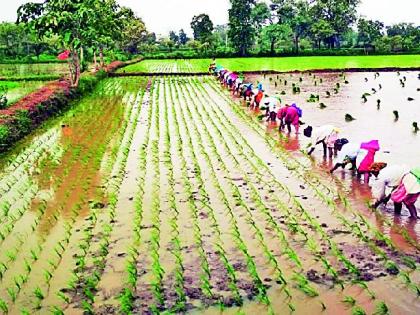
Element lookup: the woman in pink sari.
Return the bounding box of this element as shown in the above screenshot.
[391,168,420,219]
[356,140,380,184]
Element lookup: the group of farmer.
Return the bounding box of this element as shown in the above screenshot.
[211,63,303,134]
[209,60,420,219]
[304,125,419,219]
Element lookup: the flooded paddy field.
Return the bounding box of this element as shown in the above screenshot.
[0,74,419,314]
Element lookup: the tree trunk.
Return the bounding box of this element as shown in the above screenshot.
[294,35,299,54]
[93,51,97,70]
[68,50,81,87]
[80,46,84,66]
[270,38,275,55]
[99,48,104,68]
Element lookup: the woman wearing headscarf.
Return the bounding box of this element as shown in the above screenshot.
[305,124,340,157]
[391,167,420,219]
[356,140,381,184]
[371,164,409,208]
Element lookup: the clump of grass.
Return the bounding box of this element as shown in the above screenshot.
[345,114,356,122]
[373,301,389,315]
[307,94,319,102]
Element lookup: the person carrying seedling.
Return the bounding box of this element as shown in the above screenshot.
[305,124,340,157]
[285,103,303,134]
[390,167,420,219]
[277,104,288,130]
[243,83,254,102]
[252,89,264,109]
[233,75,244,96]
[371,164,409,208]
[329,139,360,173]
[264,96,279,122]
[356,140,381,184]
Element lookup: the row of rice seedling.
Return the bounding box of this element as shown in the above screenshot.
[192,77,384,311]
[169,78,247,308]
[206,77,419,296]
[62,79,149,314]
[186,77,375,312]
[170,78,266,310]
[0,78,141,314]
[10,80,131,314]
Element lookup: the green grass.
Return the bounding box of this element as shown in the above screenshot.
[120,55,420,73]
[0,63,68,79]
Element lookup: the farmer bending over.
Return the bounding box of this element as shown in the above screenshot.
[305,125,340,157]
[371,164,409,209]
[264,96,279,123]
[356,140,381,184]
[390,167,420,219]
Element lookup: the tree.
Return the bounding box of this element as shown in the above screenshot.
[17,0,123,86]
[289,0,311,53]
[357,18,384,48]
[309,19,335,49]
[261,23,291,54]
[228,0,256,56]
[169,31,179,46]
[190,14,214,42]
[311,0,360,48]
[178,29,189,45]
[118,8,147,55]
[251,2,271,31]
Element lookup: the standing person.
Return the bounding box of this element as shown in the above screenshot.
[371,164,409,208]
[390,167,420,219]
[305,125,340,157]
[356,140,380,184]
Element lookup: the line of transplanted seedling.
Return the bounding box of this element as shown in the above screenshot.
[207,77,419,296]
[64,82,149,315]
[169,78,247,309]
[167,79,218,310]
[175,77,371,313]
[36,81,143,314]
[118,80,155,313]
[0,80,133,314]
[169,79,276,310]
[0,81,119,313]
[187,77,380,313]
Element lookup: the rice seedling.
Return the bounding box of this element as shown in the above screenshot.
[345,114,356,122]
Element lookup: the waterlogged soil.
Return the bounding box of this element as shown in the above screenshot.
[0,74,419,315]
[245,71,420,240]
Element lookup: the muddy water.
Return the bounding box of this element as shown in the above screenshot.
[245,71,420,239]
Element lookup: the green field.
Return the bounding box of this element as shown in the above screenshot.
[0,63,68,80]
[120,55,420,73]
[0,80,47,106]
